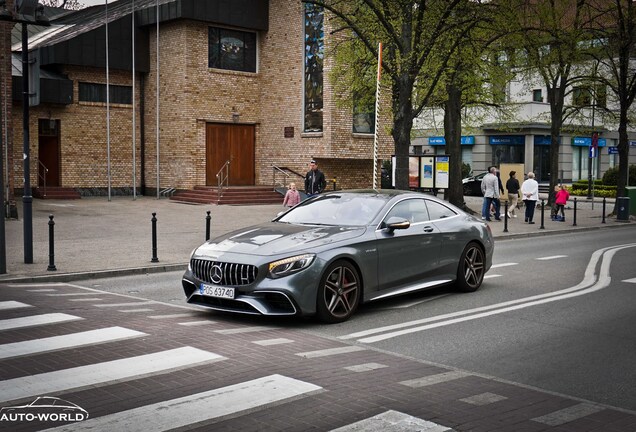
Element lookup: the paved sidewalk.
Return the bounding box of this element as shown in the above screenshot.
[1,194,632,282]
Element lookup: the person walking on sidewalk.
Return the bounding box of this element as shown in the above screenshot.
[554,184,570,222]
[505,171,520,218]
[304,159,326,198]
[521,172,539,224]
[481,167,501,222]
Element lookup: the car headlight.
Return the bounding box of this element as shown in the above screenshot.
[267,254,315,279]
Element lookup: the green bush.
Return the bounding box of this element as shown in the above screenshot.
[462,162,472,178]
[602,164,636,186]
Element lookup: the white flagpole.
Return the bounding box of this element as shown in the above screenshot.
[132,0,136,199]
[156,0,160,199]
[372,42,382,190]
[105,0,111,201]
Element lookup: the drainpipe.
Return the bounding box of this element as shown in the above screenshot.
[139,74,146,195]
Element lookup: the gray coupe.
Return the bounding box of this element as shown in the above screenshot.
[182,189,494,323]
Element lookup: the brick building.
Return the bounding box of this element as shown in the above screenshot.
[2,0,393,202]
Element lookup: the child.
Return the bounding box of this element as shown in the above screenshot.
[282,182,301,208]
[550,185,560,220]
[554,185,570,221]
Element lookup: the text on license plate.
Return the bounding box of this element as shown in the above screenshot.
[199,284,235,299]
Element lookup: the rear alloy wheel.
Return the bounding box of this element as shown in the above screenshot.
[456,242,485,292]
[316,260,360,323]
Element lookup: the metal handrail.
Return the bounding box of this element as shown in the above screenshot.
[272,165,305,190]
[38,159,48,197]
[272,165,290,190]
[216,160,230,203]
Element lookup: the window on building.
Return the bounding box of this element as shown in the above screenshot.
[208,27,257,73]
[595,84,607,108]
[533,89,543,102]
[304,3,324,132]
[78,82,132,104]
[352,91,375,134]
[572,86,592,107]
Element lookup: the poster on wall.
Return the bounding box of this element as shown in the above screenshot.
[419,156,434,188]
[409,157,420,188]
[434,155,449,189]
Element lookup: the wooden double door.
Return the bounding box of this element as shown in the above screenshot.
[206,123,255,186]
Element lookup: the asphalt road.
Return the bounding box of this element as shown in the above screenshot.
[72,226,636,412]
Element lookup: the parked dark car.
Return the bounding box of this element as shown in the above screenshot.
[463,171,488,196]
[182,189,494,323]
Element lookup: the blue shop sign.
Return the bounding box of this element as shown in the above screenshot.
[533,135,556,145]
[428,136,475,146]
[572,137,606,147]
[489,135,525,145]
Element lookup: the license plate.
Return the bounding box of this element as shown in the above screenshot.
[199,284,235,299]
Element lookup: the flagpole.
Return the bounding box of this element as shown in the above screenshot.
[105,0,111,201]
[132,0,136,199]
[372,42,382,190]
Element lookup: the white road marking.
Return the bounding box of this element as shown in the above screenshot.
[0,327,146,360]
[0,346,225,404]
[46,293,102,297]
[399,371,471,388]
[330,410,453,432]
[340,243,636,343]
[26,288,58,292]
[460,392,508,406]
[296,346,366,358]
[0,301,32,310]
[536,255,567,260]
[484,274,502,279]
[490,262,517,268]
[178,320,217,326]
[214,326,280,335]
[532,403,604,426]
[69,298,103,302]
[343,363,387,372]
[95,301,156,308]
[623,278,636,284]
[0,313,83,331]
[252,338,294,346]
[147,314,193,319]
[117,308,155,313]
[44,374,322,432]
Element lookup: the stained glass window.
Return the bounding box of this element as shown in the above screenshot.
[304,4,324,132]
[209,27,257,73]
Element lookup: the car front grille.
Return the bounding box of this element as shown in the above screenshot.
[191,259,258,286]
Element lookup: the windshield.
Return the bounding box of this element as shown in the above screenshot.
[277,194,386,226]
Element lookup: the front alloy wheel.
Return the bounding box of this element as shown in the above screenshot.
[316,260,360,323]
[456,242,485,292]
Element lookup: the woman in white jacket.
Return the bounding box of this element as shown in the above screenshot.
[521,172,539,224]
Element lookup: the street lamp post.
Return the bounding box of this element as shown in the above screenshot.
[0,1,49,264]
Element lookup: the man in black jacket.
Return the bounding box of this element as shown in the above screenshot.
[305,160,326,197]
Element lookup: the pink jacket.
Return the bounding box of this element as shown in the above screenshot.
[555,189,570,205]
[283,189,301,207]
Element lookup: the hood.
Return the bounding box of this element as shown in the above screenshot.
[194,222,366,259]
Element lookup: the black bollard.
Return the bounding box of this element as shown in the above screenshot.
[602,197,606,224]
[47,215,57,271]
[205,210,211,241]
[503,201,509,233]
[151,212,159,263]
[573,198,577,226]
[540,199,545,229]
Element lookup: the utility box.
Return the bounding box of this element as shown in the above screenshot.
[625,187,636,216]
[616,197,630,221]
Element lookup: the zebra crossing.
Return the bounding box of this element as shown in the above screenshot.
[1,283,634,431]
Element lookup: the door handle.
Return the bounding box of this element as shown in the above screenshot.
[423,226,434,233]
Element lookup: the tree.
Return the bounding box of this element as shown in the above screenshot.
[585,0,635,207]
[302,0,486,191]
[502,0,593,205]
[40,0,84,10]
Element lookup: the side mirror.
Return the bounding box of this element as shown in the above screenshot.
[384,216,410,233]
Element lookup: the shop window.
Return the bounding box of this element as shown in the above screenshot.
[78,82,132,104]
[208,27,257,73]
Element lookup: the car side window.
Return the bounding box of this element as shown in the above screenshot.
[384,199,430,224]
[425,200,457,220]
